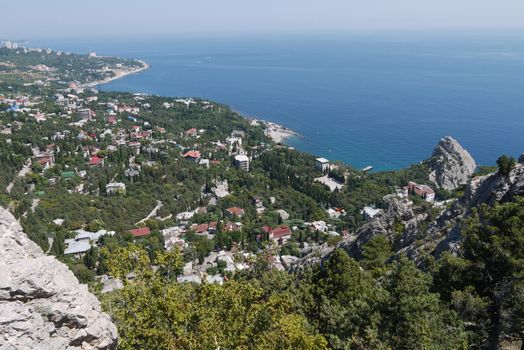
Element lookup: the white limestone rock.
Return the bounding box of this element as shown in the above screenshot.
[0,208,117,350]
[428,136,477,191]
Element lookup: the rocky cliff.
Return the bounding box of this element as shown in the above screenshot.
[428,136,477,190]
[0,208,118,350]
[417,160,524,257]
[341,194,430,259]
[340,138,523,262]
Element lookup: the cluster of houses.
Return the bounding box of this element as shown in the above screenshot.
[5,64,449,289]
[3,81,260,202]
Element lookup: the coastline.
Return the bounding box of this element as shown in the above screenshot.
[248,118,300,144]
[82,59,150,88]
[86,56,301,146]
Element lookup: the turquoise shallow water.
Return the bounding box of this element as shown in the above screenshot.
[35,32,524,170]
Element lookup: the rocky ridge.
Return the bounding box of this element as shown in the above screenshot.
[413,159,524,257]
[0,208,117,350]
[343,194,429,259]
[338,138,523,261]
[428,136,477,191]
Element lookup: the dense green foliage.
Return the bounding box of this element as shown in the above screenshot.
[434,198,524,348]
[102,199,524,349]
[496,155,516,177]
[102,246,328,350]
[102,243,472,349]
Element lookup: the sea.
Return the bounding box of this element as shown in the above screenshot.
[32,32,524,171]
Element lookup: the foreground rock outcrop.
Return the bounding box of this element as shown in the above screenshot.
[428,136,477,190]
[0,208,117,350]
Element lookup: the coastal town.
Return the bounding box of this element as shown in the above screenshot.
[0,41,449,292]
[2,10,524,346]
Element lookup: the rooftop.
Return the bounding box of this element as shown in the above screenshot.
[64,240,91,255]
[128,227,151,237]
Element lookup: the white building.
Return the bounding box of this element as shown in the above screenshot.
[106,182,126,195]
[3,41,18,49]
[315,157,330,172]
[63,240,91,258]
[64,229,114,258]
[163,226,187,251]
[199,158,210,168]
[234,154,250,171]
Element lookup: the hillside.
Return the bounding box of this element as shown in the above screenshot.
[0,46,523,349]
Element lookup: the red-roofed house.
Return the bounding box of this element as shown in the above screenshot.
[270,226,292,245]
[128,227,151,237]
[107,116,117,125]
[192,223,209,234]
[223,222,242,232]
[191,222,217,234]
[226,207,245,218]
[407,181,435,202]
[135,131,152,139]
[185,128,197,137]
[35,153,55,170]
[182,150,201,162]
[89,155,104,167]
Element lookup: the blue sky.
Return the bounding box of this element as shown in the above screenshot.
[2,0,524,39]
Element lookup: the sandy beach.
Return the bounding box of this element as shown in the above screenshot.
[82,59,150,88]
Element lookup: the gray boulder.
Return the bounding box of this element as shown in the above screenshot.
[428,136,477,191]
[0,208,118,350]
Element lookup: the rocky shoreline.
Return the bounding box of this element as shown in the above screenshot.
[249,118,299,143]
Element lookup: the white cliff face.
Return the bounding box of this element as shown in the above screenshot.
[0,208,118,350]
[428,136,477,191]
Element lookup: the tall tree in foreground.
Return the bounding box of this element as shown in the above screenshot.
[436,199,524,349]
[382,255,467,350]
